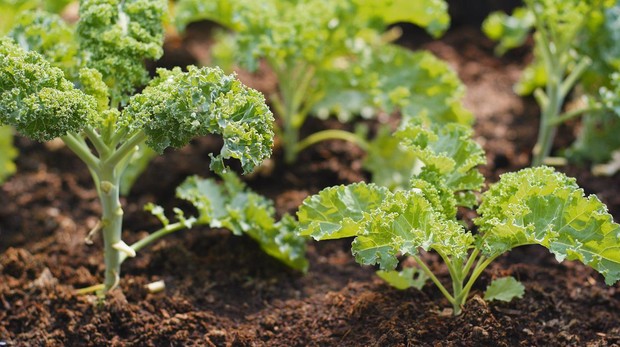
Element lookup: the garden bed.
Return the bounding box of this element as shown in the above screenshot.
[1,23,620,347]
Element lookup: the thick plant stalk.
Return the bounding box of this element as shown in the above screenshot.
[99,168,124,292]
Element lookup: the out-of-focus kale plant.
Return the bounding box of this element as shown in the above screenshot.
[483,0,620,167]
[174,0,472,163]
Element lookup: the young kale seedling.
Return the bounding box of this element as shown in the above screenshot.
[175,0,471,163]
[0,0,274,295]
[297,120,620,315]
[483,0,619,166]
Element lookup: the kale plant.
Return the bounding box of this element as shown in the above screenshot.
[483,0,620,166]
[175,0,471,163]
[297,120,620,315]
[0,0,277,295]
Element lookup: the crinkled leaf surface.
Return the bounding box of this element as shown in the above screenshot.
[476,166,620,285]
[77,0,166,103]
[8,10,78,79]
[354,0,449,38]
[0,38,96,141]
[298,183,472,270]
[177,173,308,271]
[353,190,471,270]
[0,125,17,183]
[483,276,525,302]
[315,45,472,125]
[121,66,274,174]
[397,120,486,206]
[297,183,390,240]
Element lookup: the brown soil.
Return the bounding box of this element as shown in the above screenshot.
[2,24,620,346]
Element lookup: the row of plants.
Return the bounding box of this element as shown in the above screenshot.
[1,0,619,317]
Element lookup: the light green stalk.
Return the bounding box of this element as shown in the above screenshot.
[530,10,590,166]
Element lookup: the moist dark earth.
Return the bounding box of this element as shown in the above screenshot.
[2,19,620,347]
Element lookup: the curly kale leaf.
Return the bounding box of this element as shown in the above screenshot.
[354,0,450,38]
[298,183,472,270]
[176,173,308,272]
[121,66,274,174]
[476,166,620,285]
[315,44,472,125]
[0,38,96,141]
[365,120,485,215]
[77,0,166,103]
[8,10,78,80]
[397,120,486,208]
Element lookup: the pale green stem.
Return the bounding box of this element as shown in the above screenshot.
[61,133,100,170]
[454,254,499,314]
[84,126,110,157]
[295,129,369,155]
[109,127,130,148]
[559,56,591,99]
[461,248,481,280]
[119,221,189,263]
[548,105,602,126]
[529,6,589,167]
[411,254,456,305]
[532,30,564,166]
[106,131,147,168]
[98,163,123,293]
[436,250,463,301]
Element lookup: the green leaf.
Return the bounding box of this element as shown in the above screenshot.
[298,183,472,270]
[0,0,37,34]
[0,125,17,183]
[364,125,422,191]
[8,10,78,80]
[174,0,238,31]
[0,37,96,141]
[78,67,110,111]
[397,120,486,208]
[482,8,534,55]
[377,267,429,290]
[316,45,472,125]
[483,276,525,302]
[121,66,274,174]
[476,166,620,285]
[351,190,471,270]
[297,183,390,240]
[354,0,450,38]
[77,0,167,103]
[177,173,308,272]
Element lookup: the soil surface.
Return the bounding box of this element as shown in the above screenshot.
[2,22,620,347]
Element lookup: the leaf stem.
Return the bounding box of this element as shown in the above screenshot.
[411,254,456,305]
[61,133,100,170]
[119,221,190,263]
[105,130,147,168]
[84,126,110,157]
[548,104,602,126]
[295,129,369,154]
